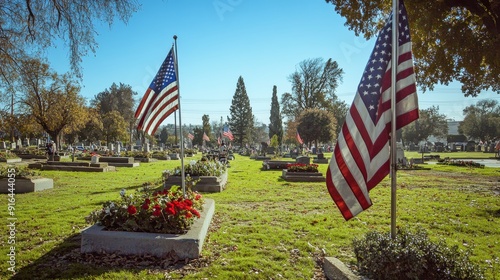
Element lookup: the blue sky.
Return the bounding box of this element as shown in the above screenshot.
[47,0,499,126]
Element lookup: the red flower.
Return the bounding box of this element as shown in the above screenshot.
[144,198,151,204]
[185,211,192,219]
[190,208,200,218]
[165,203,176,215]
[141,203,149,210]
[153,209,161,217]
[127,205,137,215]
[195,194,202,200]
[173,200,184,209]
[184,199,193,207]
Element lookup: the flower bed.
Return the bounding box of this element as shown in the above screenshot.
[163,160,228,192]
[0,166,53,193]
[0,151,22,163]
[286,163,319,172]
[84,186,212,259]
[82,198,215,259]
[281,163,325,182]
[86,186,204,234]
[437,158,485,168]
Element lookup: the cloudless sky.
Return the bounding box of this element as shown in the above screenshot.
[47,0,500,127]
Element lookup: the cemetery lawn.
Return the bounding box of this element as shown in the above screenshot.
[1,153,499,279]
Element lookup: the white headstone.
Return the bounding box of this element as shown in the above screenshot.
[16,138,22,147]
[11,142,16,149]
[396,143,406,166]
[145,143,150,152]
[0,141,6,149]
[109,143,114,152]
[116,143,121,154]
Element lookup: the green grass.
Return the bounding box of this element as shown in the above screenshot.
[1,154,499,279]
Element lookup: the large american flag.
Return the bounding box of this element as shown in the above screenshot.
[135,47,179,136]
[223,125,234,141]
[326,1,418,221]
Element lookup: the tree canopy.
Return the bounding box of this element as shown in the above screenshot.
[325,0,500,97]
[281,58,344,118]
[459,99,500,142]
[18,59,87,147]
[0,0,139,86]
[401,106,448,144]
[296,108,337,147]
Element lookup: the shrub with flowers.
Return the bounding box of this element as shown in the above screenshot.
[166,159,227,177]
[86,185,204,234]
[285,163,319,173]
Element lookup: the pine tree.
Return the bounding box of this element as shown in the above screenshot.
[269,85,284,147]
[229,76,253,147]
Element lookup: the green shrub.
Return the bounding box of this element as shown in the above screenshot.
[353,228,484,280]
[0,165,41,179]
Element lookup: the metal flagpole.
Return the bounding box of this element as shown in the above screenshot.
[390,0,399,239]
[173,35,187,196]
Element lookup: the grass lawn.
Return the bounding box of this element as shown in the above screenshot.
[1,153,499,279]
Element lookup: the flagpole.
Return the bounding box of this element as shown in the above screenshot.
[173,35,187,196]
[390,0,399,239]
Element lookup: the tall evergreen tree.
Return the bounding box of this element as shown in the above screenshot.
[269,85,284,147]
[229,76,253,147]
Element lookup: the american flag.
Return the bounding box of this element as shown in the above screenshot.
[223,125,234,141]
[325,1,418,221]
[202,132,210,142]
[135,47,178,136]
[187,133,194,140]
[296,130,304,145]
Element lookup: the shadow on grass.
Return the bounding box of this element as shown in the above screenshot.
[11,233,124,280]
[11,231,211,280]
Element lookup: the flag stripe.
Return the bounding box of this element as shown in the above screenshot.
[325,0,419,220]
[134,46,178,136]
[138,84,178,130]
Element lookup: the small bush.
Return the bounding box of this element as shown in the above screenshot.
[353,228,484,280]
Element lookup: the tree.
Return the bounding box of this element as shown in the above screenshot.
[459,99,500,142]
[159,126,169,145]
[0,0,139,88]
[325,0,500,97]
[269,85,284,147]
[73,107,103,144]
[202,114,212,142]
[401,106,448,144]
[18,59,88,148]
[280,58,344,118]
[296,108,337,148]
[331,99,349,138]
[92,82,137,145]
[228,76,254,147]
[192,127,204,147]
[101,111,128,145]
